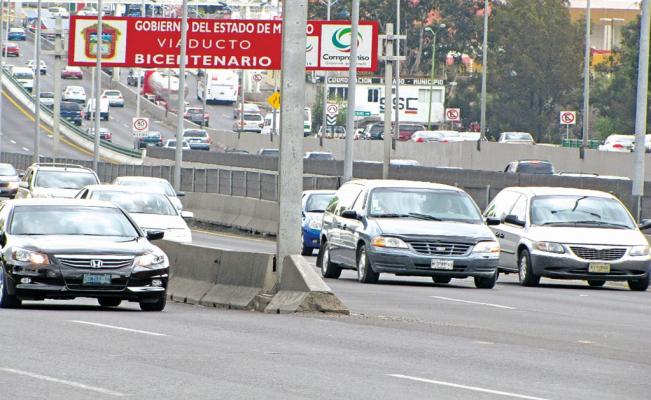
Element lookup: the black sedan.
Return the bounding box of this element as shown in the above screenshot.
[0,199,169,311]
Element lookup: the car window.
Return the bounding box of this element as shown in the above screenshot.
[329,184,362,216]
[305,193,335,213]
[530,195,635,229]
[516,162,553,174]
[116,179,176,196]
[509,196,527,223]
[352,189,368,212]
[484,190,521,220]
[89,191,177,216]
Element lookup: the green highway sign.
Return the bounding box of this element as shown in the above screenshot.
[355,111,371,117]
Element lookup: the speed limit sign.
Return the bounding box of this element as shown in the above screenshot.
[132,117,150,137]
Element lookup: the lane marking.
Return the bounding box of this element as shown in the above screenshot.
[578,340,593,344]
[69,320,168,337]
[388,374,551,400]
[0,368,127,397]
[192,228,276,244]
[429,296,517,310]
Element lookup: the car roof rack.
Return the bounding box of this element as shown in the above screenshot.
[31,163,90,170]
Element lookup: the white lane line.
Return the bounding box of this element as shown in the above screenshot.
[0,368,127,397]
[21,147,29,152]
[69,320,168,337]
[10,139,16,144]
[388,374,551,400]
[429,296,517,310]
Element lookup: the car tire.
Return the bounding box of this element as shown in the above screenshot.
[318,241,341,279]
[139,295,166,311]
[301,236,313,256]
[474,270,498,289]
[0,267,21,309]
[98,298,121,307]
[357,245,379,284]
[628,275,649,291]
[587,280,606,287]
[518,250,540,287]
[432,276,452,284]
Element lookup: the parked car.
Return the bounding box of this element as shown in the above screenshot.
[304,151,335,161]
[7,27,26,41]
[2,42,19,57]
[27,59,47,75]
[39,92,55,108]
[86,127,112,142]
[484,187,651,290]
[59,101,83,126]
[163,139,191,150]
[76,185,193,244]
[598,134,635,152]
[101,89,124,107]
[257,148,279,157]
[363,122,385,140]
[134,131,163,149]
[61,66,83,79]
[318,125,347,139]
[182,129,212,150]
[233,113,264,133]
[318,180,501,287]
[504,160,555,175]
[112,176,184,211]
[184,107,210,127]
[62,85,87,104]
[396,123,426,141]
[0,199,168,311]
[301,190,337,255]
[15,163,100,199]
[233,102,261,119]
[0,163,21,198]
[411,130,463,143]
[498,131,535,144]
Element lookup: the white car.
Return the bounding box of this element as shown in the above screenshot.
[498,131,535,144]
[411,130,464,143]
[12,66,34,92]
[112,176,184,211]
[27,59,47,75]
[163,139,191,150]
[304,151,335,161]
[233,113,264,132]
[101,89,124,107]
[62,85,87,104]
[76,185,193,244]
[598,134,635,152]
[234,102,261,119]
[39,92,55,107]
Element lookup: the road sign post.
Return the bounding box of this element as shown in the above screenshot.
[132,117,150,137]
[560,111,576,140]
[445,108,461,128]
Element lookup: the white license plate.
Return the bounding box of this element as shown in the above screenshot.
[588,263,611,273]
[431,259,454,270]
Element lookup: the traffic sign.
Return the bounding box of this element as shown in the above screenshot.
[355,110,371,117]
[326,115,337,126]
[560,111,577,125]
[132,117,149,137]
[253,73,263,82]
[326,103,339,117]
[445,108,461,122]
[267,91,281,110]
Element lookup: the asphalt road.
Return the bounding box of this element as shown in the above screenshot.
[2,230,650,399]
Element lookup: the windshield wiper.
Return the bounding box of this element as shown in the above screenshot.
[551,209,601,218]
[407,213,442,221]
[571,220,630,229]
[306,209,325,213]
[372,213,411,218]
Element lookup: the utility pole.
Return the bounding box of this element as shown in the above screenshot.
[343,0,360,182]
[0,0,5,158]
[382,24,394,179]
[93,0,103,171]
[33,0,42,164]
[239,69,244,139]
[393,0,401,145]
[276,0,308,278]
[53,16,63,159]
[581,0,591,158]
[201,70,207,127]
[136,0,145,118]
[479,0,489,145]
[632,0,650,220]
[173,0,189,191]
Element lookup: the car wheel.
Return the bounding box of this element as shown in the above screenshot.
[98,298,121,307]
[628,275,649,291]
[432,277,452,284]
[587,280,605,287]
[518,250,540,287]
[0,267,21,308]
[474,270,499,289]
[300,236,313,256]
[357,245,379,284]
[139,295,166,311]
[318,241,341,279]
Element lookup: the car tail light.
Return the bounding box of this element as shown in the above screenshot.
[441,140,449,143]
[613,144,623,149]
[416,138,424,143]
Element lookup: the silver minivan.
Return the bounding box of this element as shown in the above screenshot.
[484,187,651,291]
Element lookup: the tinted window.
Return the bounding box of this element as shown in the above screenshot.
[35,171,98,189]
[516,162,554,174]
[484,190,521,219]
[183,130,207,138]
[244,114,262,121]
[89,191,177,216]
[10,206,139,237]
[530,195,635,229]
[61,102,81,111]
[307,153,334,161]
[40,93,54,98]
[104,91,120,96]
[305,193,335,213]
[400,124,425,133]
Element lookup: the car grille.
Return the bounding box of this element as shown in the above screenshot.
[55,255,134,269]
[570,246,627,261]
[404,240,472,256]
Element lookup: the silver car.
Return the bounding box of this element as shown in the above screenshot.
[484,187,651,291]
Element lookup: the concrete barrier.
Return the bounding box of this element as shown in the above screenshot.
[265,256,349,314]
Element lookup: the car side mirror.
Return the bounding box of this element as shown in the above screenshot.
[486,217,501,226]
[146,230,165,241]
[638,219,651,231]
[18,181,28,189]
[176,191,185,197]
[504,214,526,227]
[180,211,194,219]
[341,210,359,220]
[18,172,25,178]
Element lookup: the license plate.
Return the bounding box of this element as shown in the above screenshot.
[431,259,454,270]
[588,263,611,273]
[82,274,112,286]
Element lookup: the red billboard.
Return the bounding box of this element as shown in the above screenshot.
[68,16,379,72]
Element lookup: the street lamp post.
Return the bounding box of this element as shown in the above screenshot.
[425,25,445,130]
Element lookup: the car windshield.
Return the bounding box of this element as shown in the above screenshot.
[530,195,635,229]
[517,162,553,174]
[260,149,278,156]
[61,103,80,111]
[368,188,483,223]
[307,153,334,160]
[13,72,33,79]
[35,171,98,189]
[184,130,207,138]
[10,206,139,237]
[306,193,335,213]
[505,132,533,141]
[0,164,16,176]
[40,93,54,98]
[244,114,261,121]
[400,125,424,133]
[186,109,202,114]
[105,91,120,96]
[117,180,176,196]
[89,191,177,216]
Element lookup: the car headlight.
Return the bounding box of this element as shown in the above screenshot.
[12,248,49,264]
[472,241,501,254]
[136,252,166,268]
[630,245,650,256]
[371,236,409,249]
[534,241,565,254]
[307,218,322,230]
[6,181,18,189]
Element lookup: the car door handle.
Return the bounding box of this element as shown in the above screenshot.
[495,232,505,239]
